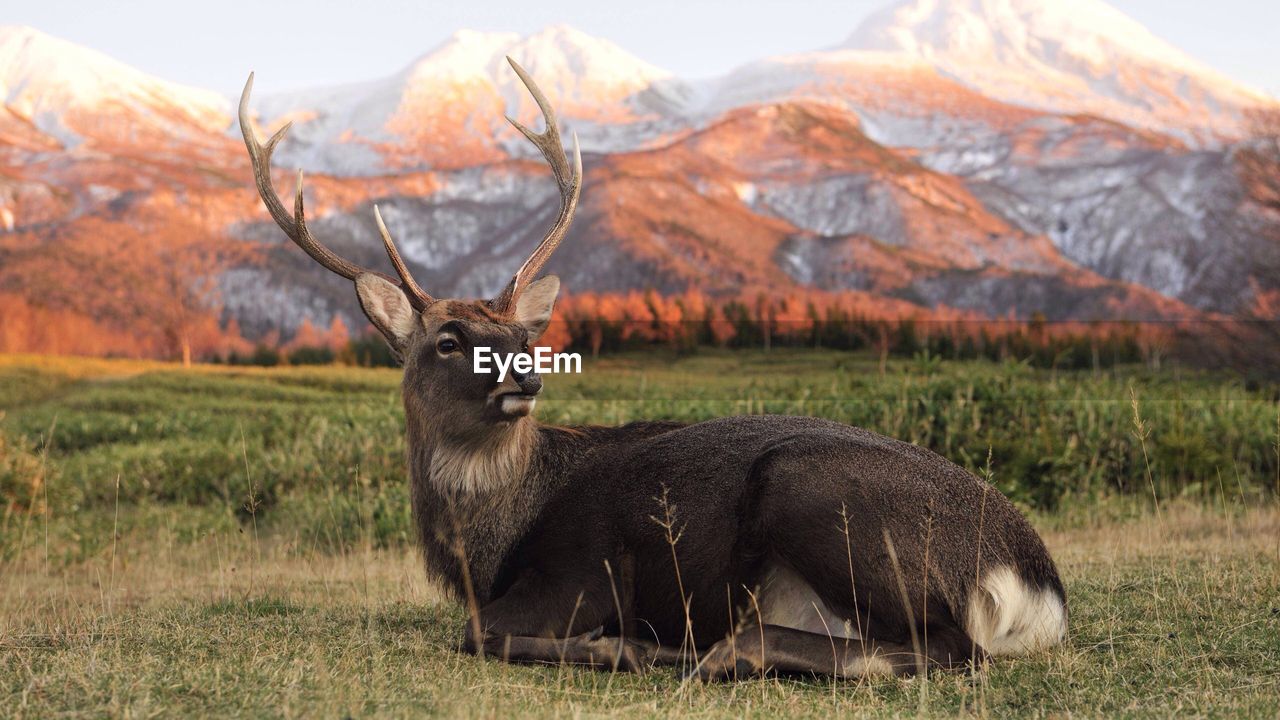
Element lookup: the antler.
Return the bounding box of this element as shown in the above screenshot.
[489,57,583,314]
[238,73,433,310]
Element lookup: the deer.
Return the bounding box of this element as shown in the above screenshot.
[238,59,1067,680]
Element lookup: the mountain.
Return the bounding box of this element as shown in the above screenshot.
[943,115,1265,312]
[692,49,1039,152]
[0,26,230,152]
[2,6,1277,356]
[677,0,1279,314]
[220,100,1192,338]
[578,101,1189,320]
[266,0,1278,168]
[842,0,1275,143]
[0,25,243,230]
[251,25,685,175]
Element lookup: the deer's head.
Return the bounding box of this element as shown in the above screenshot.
[239,60,580,433]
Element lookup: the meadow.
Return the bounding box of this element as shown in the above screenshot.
[1,350,1278,717]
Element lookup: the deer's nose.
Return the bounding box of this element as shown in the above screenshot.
[512,370,542,396]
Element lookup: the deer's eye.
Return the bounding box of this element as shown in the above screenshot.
[437,338,459,355]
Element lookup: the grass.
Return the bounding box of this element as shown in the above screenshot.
[3,504,1277,717]
[2,351,1279,717]
[2,350,1276,521]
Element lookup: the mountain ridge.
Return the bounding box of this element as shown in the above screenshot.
[0,25,231,148]
[841,0,1274,142]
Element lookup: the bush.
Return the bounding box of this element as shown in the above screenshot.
[288,346,336,366]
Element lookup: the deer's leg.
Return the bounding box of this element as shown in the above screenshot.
[458,560,686,672]
[464,626,684,672]
[627,638,688,666]
[690,624,983,681]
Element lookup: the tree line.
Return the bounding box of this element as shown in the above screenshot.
[211,289,1174,373]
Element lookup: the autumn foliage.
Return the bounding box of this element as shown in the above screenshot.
[0,206,253,363]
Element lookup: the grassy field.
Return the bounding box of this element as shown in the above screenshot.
[2,351,1279,717]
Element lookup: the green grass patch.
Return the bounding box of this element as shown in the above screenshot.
[2,351,1276,524]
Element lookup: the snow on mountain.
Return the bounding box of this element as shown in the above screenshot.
[245,2,1279,174]
[252,25,687,174]
[692,48,1039,152]
[937,114,1262,311]
[0,26,244,233]
[842,0,1276,143]
[0,25,230,149]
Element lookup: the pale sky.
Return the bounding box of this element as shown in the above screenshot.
[4,0,1278,98]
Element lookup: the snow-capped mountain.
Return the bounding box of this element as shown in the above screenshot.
[245,1,1279,168]
[842,0,1274,143]
[3,2,1277,351]
[219,100,1194,339]
[252,25,687,175]
[0,25,230,150]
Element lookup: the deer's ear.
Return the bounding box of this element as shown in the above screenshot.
[514,275,560,341]
[355,273,417,352]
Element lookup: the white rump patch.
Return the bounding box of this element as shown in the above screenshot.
[965,566,1067,656]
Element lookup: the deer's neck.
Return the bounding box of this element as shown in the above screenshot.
[406,416,552,603]
[424,420,537,497]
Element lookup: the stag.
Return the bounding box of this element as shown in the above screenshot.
[238,60,1067,679]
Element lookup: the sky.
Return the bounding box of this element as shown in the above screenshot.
[4,0,1278,98]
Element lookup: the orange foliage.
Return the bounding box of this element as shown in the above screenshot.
[0,202,252,360]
